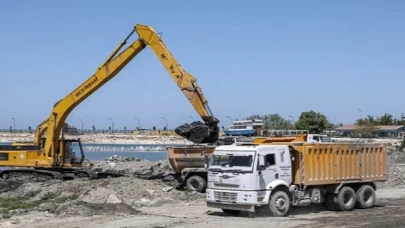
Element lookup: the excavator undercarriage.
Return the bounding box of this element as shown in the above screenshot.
[0,142,125,182]
[0,169,125,182]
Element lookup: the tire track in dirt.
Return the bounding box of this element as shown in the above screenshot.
[300,198,405,228]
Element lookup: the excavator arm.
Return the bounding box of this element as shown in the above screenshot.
[40,24,219,161]
[135,25,219,143]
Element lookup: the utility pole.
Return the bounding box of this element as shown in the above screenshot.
[78,118,84,133]
[11,118,16,133]
[133,117,141,129]
[161,117,168,130]
[108,118,115,133]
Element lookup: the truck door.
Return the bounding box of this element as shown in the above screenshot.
[257,151,277,189]
[257,147,292,189]
[275,147,292,184]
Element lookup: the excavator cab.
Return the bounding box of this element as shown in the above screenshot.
[60,139,85,166]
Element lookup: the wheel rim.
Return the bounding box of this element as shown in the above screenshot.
[343,191,354,205]
[190,180,199,189]
[363,189,373,204]
[275,197,287,212]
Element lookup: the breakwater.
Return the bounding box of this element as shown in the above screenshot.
[82,143,186,152]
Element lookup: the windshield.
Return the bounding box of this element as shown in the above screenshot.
[320,136,331,142]
[209,153,254,168]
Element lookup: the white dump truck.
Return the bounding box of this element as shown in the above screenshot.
[205,142,387,217]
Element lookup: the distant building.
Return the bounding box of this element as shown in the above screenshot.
[63,124,80,135]
[335,125,405,138]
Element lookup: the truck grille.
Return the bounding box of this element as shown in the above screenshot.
[214,191,237,202]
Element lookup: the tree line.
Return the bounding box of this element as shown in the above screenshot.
[245,111,405,134]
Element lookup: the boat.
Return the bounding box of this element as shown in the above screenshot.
[224,119,264,137]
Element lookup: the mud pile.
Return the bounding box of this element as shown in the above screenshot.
[377,147,405,189]
[0,176,203,219]
[0,155,203,219]
[84,155,176,183]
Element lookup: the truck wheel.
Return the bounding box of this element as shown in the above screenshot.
[268,190,291,217]
[336,186,356,211]
[222,209,241,215]
[186,175,206,193]
[355,185,376,209]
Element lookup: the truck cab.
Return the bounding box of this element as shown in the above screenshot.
[306,134,331,143]
[206,144,292,216]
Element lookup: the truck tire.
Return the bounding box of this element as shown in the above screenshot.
[222,209,241,215]
[186,175,207,193]
[268,190,291,217]
[355,185,375,209]
[336,186,356,211]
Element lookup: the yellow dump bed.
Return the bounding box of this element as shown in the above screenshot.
[166,146,216,173]
[289,143,387,186]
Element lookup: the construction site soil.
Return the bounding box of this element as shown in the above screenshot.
[0,143,404,228]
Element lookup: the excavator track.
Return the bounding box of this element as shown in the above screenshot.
[0,169,63,182]
[0,169,125,182]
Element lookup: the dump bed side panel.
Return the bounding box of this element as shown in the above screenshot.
[166,146,216,173]
[292,143,387,186]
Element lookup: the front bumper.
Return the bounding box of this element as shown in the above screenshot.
[206,189,268,212]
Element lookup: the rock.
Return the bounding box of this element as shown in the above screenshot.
[162,174,176,182]
[106,194,122,204]
[10,219,20,224]
[140,198,151,203]
[146,189,155,195]
[162,187,173,192]
[108,162,117,168]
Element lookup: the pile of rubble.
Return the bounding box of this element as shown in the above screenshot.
[0,176,203,218]
[0,155,202,219]
[84,155,176,183]
[0,148,404,220]
[377,147,405,189]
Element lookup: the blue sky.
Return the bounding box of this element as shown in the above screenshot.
[0,0,403,130]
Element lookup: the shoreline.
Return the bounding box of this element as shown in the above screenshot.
[1,132,402,146]
[0,133,194,145]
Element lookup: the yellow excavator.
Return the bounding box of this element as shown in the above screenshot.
[0,24,219,180]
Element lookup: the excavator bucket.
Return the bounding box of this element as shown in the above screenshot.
[175,121,219,144]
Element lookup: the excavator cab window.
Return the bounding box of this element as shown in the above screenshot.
[64,140,85,164]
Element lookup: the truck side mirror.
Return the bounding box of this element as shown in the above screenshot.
[202,151,209,168]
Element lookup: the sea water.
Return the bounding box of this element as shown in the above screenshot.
[0,142,171,161]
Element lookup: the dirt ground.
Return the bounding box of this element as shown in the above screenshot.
[0,141,404,228]
[0,189,403,228]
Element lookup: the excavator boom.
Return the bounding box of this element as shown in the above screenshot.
[39,24,219,163]
[134,25,219,143]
